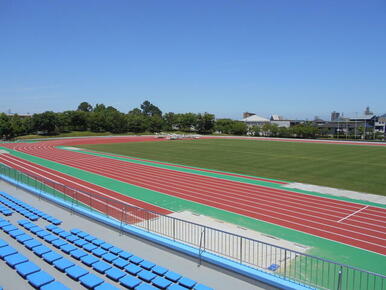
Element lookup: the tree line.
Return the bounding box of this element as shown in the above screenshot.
[0,101,221,139]
[1,101,383,140]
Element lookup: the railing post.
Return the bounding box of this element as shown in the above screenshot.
[240,237,243,263]
[284,249,287,278]
[337,266,343,290]
[173,218,176,241]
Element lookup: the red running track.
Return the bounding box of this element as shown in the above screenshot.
[1,136,386,255]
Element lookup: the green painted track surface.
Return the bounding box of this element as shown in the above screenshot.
[0,145,385,278]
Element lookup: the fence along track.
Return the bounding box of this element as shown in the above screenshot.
[0,163,385,290]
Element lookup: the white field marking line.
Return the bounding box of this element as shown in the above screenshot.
[48,155,386,233]
[3,152,171,214]
[0,156,148,222]
[30,148,377,220]
[25,153,386,242]
[338,206,370,223]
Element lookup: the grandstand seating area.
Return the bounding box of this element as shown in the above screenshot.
[0,190,213,290]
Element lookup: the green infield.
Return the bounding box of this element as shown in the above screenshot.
[76,138,386,196]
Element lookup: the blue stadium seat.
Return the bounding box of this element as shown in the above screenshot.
[4,253,28,268]
[100,243,113,250]
[102,252,118,263]
[36,230,51,239]
[52,239,68,248]
[125,264,142,275]
[85,235,97,242]
[74,239,88,247]
[66,235,79,243]
[15,261,41,278]
[152,265,168,276]
[152,276,172,289]
[135,283,158,290]
[65,265,88,280]
[9,229,25,238]
[109,246,122,255]
[79,273,104,289]
[53,258,75,272]
[167,284,187,290]
[70,249,88,260]
[119,275,142,288]
[42,252,63,264]
[0,245,18,258]
[178,277,197,289]
[60,244,77,254]
[140,260,156,270]
[164,271,182,283]
[70,228,81,235]
[118,251,132,260]
[16,234,33,244]
[129,255,144,264]
[95,282,120,290]
[83,243,98,252]
[137,270,157,283]
[105,267,126,281]
[93,261,112,274]
[27,271,55,288]
[33,245,51,257]
[92,239,104,246]
[81,255,99,266]
[92,248,107,257]
[113,257,129,269]
[0,239,8,248]
[40,281,70,290]
[24,239,42,250]
[43,234,59,243]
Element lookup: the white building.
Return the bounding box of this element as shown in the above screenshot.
[241,114,270,127]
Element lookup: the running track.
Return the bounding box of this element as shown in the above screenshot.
[1,136,386,256]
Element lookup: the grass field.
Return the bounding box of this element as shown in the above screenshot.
[77,138,386,196]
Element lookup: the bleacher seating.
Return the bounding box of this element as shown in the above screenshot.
[0,192,61,225]
[0,190,213,290]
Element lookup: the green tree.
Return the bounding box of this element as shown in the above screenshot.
[176,113,198,132]
[77,102,93,112]
[214,119,234,134]
[32,111,59,135]
[140,100,162,117]
[163,112,177,131]
[230,121,247,135]
[196,113,215,134]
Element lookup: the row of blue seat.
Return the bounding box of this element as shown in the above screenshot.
[20,219,212,290]
[0,203,12,216]
[0,219,68,289]
[49,225,212,290]
[0,191,61,225]
[10,219,121,290]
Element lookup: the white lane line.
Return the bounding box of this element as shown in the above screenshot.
[338,206,370,223]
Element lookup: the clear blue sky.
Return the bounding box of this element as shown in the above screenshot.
[1,0,385,120]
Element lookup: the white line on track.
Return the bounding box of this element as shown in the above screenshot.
[338,206,370,223]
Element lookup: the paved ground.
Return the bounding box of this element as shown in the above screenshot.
[0,179,277,290]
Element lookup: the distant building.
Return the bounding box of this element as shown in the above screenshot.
[241,114,270,127]
[331,111,340,121]
[242,112,256,119]
[375,114,386,137]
